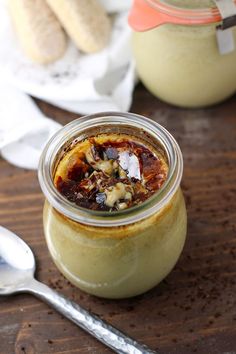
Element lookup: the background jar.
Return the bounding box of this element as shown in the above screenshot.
[38,112,187,299]
[129,0,236,108]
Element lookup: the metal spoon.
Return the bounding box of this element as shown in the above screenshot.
[0,226,157,354]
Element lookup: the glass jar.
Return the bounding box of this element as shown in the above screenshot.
[38,112,187,299]
[129,0,236,108]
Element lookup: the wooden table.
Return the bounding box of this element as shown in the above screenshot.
[0,84,236,354]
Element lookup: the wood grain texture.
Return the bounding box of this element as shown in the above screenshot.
[0,84,236,354]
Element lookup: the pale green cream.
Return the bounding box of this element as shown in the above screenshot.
[43,189,187,299]
[133,18,236,107]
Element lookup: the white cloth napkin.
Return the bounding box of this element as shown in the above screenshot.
[0,0,136,169]
[0,85,62,169]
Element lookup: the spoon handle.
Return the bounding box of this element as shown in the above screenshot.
[27,278,157,354]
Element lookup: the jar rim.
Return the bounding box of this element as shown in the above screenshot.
[129,0,224,32]
[38,112,183,227]
[146,0,222,21]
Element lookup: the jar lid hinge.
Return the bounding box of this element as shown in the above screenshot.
[214,0,236,54]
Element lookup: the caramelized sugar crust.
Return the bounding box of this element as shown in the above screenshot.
[54,134,168,211]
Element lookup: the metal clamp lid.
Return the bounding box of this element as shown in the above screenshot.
[214,0,236,54]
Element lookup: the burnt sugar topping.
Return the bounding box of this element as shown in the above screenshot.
[54,134,168,211]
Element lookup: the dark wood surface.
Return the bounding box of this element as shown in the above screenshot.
[0,84,236,354]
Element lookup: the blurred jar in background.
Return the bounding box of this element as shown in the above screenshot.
[129,0,236,108]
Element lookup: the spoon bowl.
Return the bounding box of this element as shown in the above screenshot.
[0,226,35,295]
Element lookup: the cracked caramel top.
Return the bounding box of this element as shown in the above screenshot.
[54,134,168,211]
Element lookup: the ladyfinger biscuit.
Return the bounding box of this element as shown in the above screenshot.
[8,0,67,64]
[46,0,111,53]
